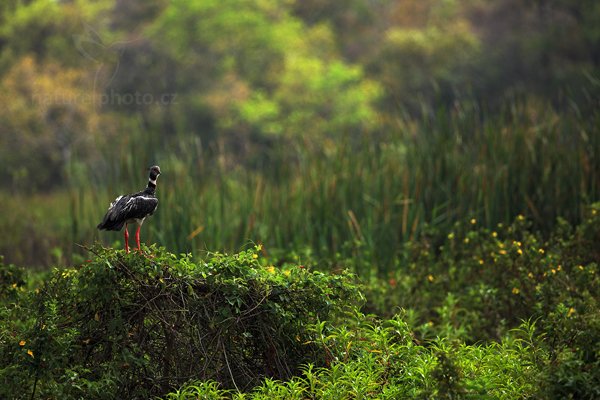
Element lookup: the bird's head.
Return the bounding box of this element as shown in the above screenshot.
[149,165,161,182]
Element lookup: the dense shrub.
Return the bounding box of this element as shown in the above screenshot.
[0,245,361,399]
[363,204,600,338]
[362,203,600,398]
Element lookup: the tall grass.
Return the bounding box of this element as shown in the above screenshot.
[4,100,598,274]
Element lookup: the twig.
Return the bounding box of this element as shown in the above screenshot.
[30,370,39,400]
[223,342,240,393]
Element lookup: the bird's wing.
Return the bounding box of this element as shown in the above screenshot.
[120,195,159,220]
[98,195,131,230]
[109,195,124,209]
[98,193,158,230]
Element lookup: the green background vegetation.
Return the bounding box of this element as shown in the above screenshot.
[1,0,599,398]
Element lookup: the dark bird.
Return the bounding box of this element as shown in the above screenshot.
[97,166,161,253]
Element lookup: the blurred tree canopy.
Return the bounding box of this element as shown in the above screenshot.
[0,56,111,191]
[145,0,381,145]
[0,0,599,190]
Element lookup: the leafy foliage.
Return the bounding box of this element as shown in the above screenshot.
[363,204,600,340]
[159,315,540,399]
[361,204,600,398]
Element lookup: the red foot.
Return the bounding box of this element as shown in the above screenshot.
[135,225,142,253]
[124,224,130,253]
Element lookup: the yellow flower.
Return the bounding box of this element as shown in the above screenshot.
[538,248,545,254]
[470,218,477,225]
[252,253,258,259]
[478,259,484,265]
[11,283,17,289]
[567,307,576,317]
[517,215,525,221]
[551,269,556,275]
[528,272,534,279]
[27,350,34,358]
[517,249,523,255]
[463,238,470,244]
[19,340,26,346]
[512,287,520,295]
[557,265,562,271]
[492,231,498,238]
[499,249,507,255]
[427,274,435,282]
[447,233,455,240]
[266,266,275,274]
[578,265,584,271]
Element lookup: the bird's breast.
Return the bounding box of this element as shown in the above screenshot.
[125,217,146,226]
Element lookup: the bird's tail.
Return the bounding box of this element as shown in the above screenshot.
[97,220,125,231]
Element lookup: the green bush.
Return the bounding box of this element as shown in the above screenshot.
[363,204,600,339]
[162,313,541,399]
[361,203,600,398]
[0,256,26,300]
[0,245,361,399]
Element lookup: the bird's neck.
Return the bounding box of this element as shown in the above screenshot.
[146,179,157,194]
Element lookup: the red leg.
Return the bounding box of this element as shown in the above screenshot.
[124,224,130,253]
[135,225,142,252]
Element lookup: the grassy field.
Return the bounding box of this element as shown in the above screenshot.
[3,100,598,278]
